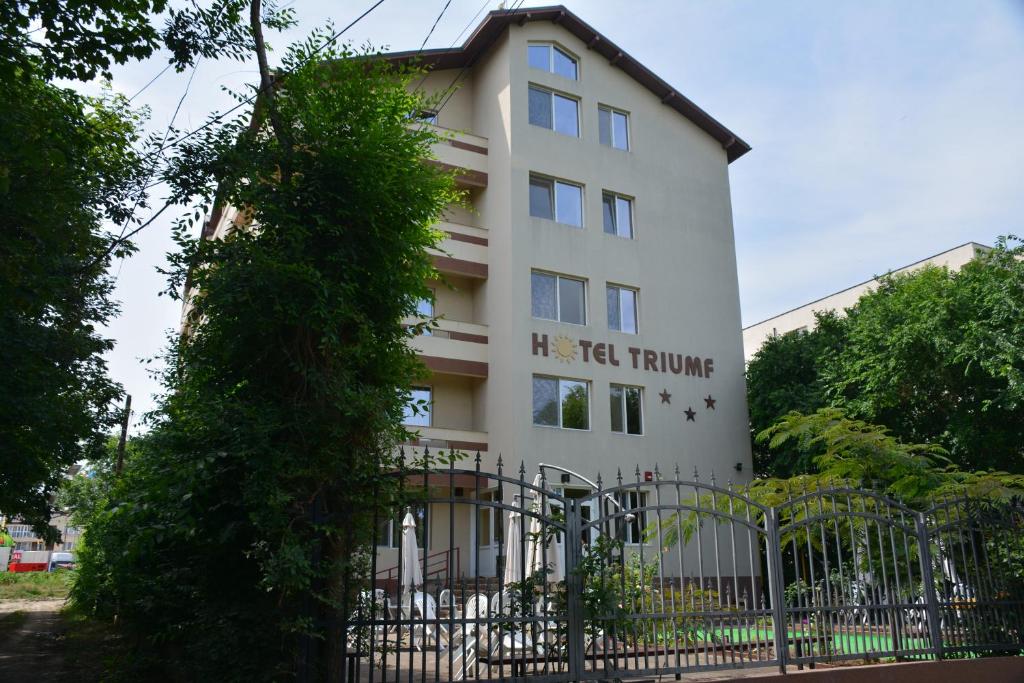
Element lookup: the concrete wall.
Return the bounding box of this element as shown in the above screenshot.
[742,242,987,360]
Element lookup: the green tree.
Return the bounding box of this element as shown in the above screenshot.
[0,0,289,81]
[746,311,845,476]
[823,239,1024,473]
[0,77,146,539]
[0,0,290,544]
[73,34,459,680]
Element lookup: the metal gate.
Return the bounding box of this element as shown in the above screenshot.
[341,458,1024,683]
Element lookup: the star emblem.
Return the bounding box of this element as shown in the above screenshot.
[704,395,716,410]
[659,389,672,404]
[684,407,696,422]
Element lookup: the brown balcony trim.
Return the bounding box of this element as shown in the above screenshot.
[429,160,487,188]
[432,254,487,279]
[448,331,488,344]
[421,355,488,377]
[450,139,488,155]
[445,230,488,247]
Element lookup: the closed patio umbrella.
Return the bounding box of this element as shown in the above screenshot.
[400,510,423,593]
[525,475,564,583]
[502,498,523,585]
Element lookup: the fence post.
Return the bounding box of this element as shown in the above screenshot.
[915,512,943,661]
[564,498,585,681]
[765,507,788,674]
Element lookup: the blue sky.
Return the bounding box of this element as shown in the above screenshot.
[87,0,1024,424]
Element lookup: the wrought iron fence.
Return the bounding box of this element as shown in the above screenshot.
[341,454,1024,683]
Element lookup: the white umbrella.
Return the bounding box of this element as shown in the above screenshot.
[400,510,423,593]
[525,475,564,583]
[502,498,523,585]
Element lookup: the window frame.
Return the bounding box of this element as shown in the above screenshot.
[527,42,579,80]
[403,385,433,427]
[602,191,635,239]
[532,375,591,431]
[606,283,639,334]
[623,490,648,544]
[609,384,644,436]
[377,505,427,548]
[598,105,630,151]
[528,84,580,137]
[531,270,588,325]
[529,173,584,227]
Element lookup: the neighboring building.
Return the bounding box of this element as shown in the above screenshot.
[4,514,81,552]
[742,242,990,361]
[198,6,753,578]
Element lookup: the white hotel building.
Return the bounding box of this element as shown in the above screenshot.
[201,6,754,578]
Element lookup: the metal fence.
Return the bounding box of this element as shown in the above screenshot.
[342,455,1024,683]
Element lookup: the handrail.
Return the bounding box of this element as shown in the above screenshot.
[374,547,459,583]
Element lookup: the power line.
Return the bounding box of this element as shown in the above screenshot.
[451,0,492,46]
[419,0,454,52]
[96,0,391,265]
[432,0,525,117]
[129,63,173,102]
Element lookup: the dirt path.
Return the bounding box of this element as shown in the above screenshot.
[0,598,66,679]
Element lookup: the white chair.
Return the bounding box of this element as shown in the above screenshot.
[452,593,492,680]
[439,588,453,615]
[406,591,449,652]
[347,589,389,651]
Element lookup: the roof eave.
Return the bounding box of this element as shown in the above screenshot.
[381,5,750,163]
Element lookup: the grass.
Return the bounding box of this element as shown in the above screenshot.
[0,570,73,600]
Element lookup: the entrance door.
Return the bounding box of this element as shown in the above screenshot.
[559,487,599,550]
[476,491,499,577]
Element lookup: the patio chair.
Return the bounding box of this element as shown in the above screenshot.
[452,593,493,680]
[405,591,449,652]
[346,589,389,652]
[439,588,453,615]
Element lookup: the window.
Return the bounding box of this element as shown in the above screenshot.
[414,292,434,336]
[476,492,503,547]
[532,271,586,325]
[599,106,629,150]
[602,192,634,238]
[527,43,577,80]
[403,386,432,427]
[624,491,648,544]
[528,85,579,137]
[529,174,583,227]
[533,376,590,430]
[606,285,638,334]
[378,505,426,548]
[610,385,643,435]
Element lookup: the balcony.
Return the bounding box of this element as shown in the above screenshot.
[404,426,489,455]
[409,319,488,378]
[430,221,488,279]
[429,127,488,188]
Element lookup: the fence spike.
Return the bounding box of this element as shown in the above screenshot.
[634,464,642,483]
[654,463,661,480]
[518,460,526,479]
[616,468,623,486]
[710,471,717,487]
[474,451,481,471]
[693,466,700,481]
[674,462,680,478]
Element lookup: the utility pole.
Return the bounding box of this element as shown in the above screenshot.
[115,394,131,476]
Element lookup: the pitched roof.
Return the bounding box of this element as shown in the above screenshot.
[382,5,750,163]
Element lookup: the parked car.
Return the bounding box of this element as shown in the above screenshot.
[48,552,75,571]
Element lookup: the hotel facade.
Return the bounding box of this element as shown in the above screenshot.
[200,6,753,579]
